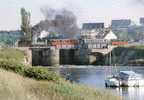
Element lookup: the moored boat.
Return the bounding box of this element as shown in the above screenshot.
[105,76,121,87]
[105,71,144,87]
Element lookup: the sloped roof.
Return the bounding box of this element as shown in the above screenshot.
[104,30,117,40]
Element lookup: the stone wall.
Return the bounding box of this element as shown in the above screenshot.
[30,48,105,66]
[60,49,79,65]
[16,47,32,65]
[31,48,59,66]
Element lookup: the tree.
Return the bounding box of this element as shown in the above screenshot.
[21,8,32,41]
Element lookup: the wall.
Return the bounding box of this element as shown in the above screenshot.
[30,48,105,66]
[60,49,78,65]
[16,47,32,65]
[31,48,59,66]
[31,48,89,66]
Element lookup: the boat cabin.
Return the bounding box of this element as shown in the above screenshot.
[118,71,142,80]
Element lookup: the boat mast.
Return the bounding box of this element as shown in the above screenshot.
[109,47,112,66]
[109,26,112,66]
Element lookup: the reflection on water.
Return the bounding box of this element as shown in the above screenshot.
[115,87,144,100]
[59,66,144,100]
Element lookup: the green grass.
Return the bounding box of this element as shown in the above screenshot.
[130,45,144,50]
[0,48,60,82]
[0,48,25,63]
[0,60,60,82]
[0,48,120,100]
[0,69,120,100]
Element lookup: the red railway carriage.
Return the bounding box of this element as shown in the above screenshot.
[49,39,79,46]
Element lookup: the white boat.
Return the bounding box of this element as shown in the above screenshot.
[105,76,121,87]
[105,71,144,87]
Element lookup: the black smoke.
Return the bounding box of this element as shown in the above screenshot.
[32,7,79,39]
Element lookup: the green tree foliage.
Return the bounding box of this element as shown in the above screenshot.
[21,8,32,40]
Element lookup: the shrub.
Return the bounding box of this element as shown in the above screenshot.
[0,60,25,72]
[0,60,60,82]
[24,67,60,81]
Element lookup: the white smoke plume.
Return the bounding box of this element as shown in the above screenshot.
[39,30,49,39]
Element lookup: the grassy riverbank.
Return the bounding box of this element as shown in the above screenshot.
[105,46,144,66]
[0,68,120,100]
[0,48,25,62]
[0,48,120,100]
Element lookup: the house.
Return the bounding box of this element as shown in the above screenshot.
[80,22,118,48]
[104,30,118,40]
[80,28,113,49]
[80,29,99,39]
[81,23,105,39]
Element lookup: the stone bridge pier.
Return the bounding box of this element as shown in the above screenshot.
[86,46,115,65]
[19,46,115,66]
[31,48,60,66]
[31,48,80,66]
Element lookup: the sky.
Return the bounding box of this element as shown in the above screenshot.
[1,0,144,30]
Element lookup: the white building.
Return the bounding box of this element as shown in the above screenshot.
[104,30,118,40]
[80,29,99,39]
[80,28,118,49]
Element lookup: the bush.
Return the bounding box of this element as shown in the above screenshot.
[0,60,25,73]
[25,67,60,81]
[0,60,60,82]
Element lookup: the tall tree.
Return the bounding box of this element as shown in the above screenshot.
[21,8,32,41]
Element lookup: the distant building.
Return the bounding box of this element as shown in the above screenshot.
[80,28,117,49]
[104,30,118,40]
[111,19,131,29]
[81,23,105,39]
[0,31,24,47]
[81,39,108,49]
[80,22,118,49]
[82,23,104,30]
[80,30,99,39]
[81,27,116,40]
[111,19,131,40]
[140,17,144,25]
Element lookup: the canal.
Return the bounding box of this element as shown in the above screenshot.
[58,66,144,100]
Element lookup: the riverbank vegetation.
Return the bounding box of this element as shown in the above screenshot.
[0,48,120,100]
[0,48,25,63]
[105,46,144,66]
[0,68,120,100]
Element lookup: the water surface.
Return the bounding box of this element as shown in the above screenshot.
[59,66,144,100]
